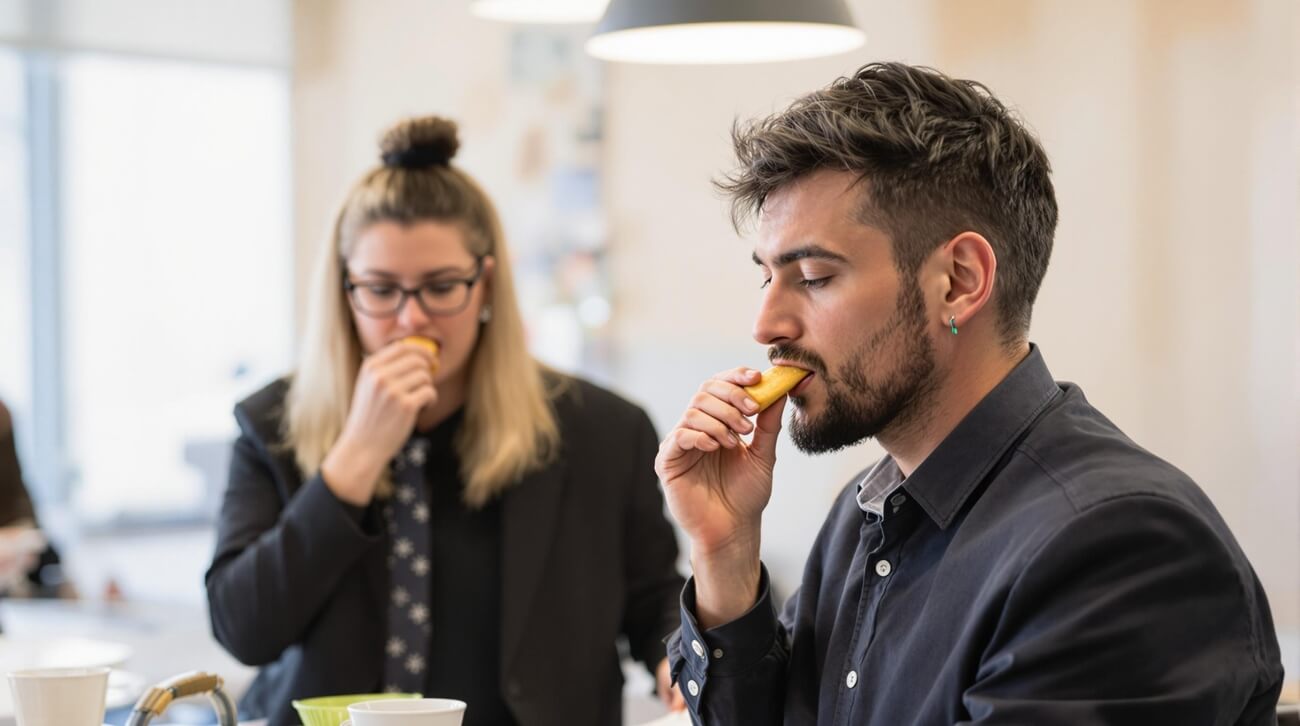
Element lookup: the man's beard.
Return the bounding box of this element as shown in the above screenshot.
[783,281,938,454]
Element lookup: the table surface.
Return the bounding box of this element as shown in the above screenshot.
[0,598,256,726]
[0,598,672,725]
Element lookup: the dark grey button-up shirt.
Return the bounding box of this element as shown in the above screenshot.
[669,346,1283,725]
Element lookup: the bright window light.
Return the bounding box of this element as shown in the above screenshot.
[60,54,292,521]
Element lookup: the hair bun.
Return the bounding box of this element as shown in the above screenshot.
[379,116,460,169]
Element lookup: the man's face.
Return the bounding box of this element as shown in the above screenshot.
[752,170,938,453]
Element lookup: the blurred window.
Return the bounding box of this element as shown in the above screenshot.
[60,55,292,523]
[2,47,292,526]
[0,48,32,464]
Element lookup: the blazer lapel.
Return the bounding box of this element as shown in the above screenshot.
[500,459,567,669]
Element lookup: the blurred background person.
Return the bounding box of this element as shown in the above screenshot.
[205,116,685,726]
[0,399,70,605]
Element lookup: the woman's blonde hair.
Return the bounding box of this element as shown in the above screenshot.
[285,116,560,507]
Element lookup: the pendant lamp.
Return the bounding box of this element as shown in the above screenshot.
[586,0,865,64]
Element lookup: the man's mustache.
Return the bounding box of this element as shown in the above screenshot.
[768,345,829,382]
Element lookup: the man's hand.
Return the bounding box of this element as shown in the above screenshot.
[655,367,788,628]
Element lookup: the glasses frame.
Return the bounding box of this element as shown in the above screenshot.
[343,256,486,318]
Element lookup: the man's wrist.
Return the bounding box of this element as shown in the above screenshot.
[690,533,762,629]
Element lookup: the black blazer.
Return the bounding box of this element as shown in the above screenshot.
[205,375,684,726]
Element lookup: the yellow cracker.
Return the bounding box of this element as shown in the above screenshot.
[743,365,810,412]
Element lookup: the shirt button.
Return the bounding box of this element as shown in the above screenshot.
[687,679,700,697]
[875,559,892,577]
[712,648,724,659]
[846,670,858,688]
[890,493,907,506]
[691,639,706,658]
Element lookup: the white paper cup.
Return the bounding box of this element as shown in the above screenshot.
[341,697,467,726]
[7,666,110,726]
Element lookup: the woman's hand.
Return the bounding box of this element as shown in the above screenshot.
[321,340,437,505]
[655,657,686,712]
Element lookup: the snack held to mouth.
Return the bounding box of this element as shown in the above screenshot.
[743,366,811,412]
[402,336,440,373]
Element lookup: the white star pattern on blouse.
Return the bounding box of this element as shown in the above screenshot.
[386,637,406,657]
[409,603,429,625]
[412,502,430,523]
[407,441,428,467]
[392,586,410,607]
[393,537,414,558]
[411,555,430,577]
[404,653,425,674]
[396,484,417,504]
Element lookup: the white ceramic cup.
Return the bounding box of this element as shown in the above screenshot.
[341,697,467,726]
[7,666,110,726]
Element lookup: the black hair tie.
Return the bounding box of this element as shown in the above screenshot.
[382,145,451,169]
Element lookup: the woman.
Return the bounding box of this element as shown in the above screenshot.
[206,116,684,726]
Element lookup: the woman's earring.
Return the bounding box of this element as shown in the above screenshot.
[479,305,493,324]
[949,316,958,335]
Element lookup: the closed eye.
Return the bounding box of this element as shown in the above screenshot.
[422,281,461,295]
[762,275,831,290]
[364,283,399,297]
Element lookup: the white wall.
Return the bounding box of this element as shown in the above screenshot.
[291,0,1300,668]
[292,0,514,329]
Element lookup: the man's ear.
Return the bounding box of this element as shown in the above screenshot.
[937,231,997,330]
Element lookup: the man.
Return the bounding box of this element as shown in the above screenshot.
[656,62,1283,725]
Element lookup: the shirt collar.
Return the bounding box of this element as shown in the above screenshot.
[871,344,1062,529]
[855,456,904,516]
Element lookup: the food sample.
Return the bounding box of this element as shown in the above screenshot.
[402,336,440,373]
[743,365,811,412]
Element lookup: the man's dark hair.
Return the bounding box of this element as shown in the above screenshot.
[718,62,1058,344]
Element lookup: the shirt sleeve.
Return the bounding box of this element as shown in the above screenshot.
[668,565,790,725]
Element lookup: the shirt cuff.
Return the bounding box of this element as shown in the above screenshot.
[674,565,779,681]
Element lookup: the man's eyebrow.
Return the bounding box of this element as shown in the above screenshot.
[752,245,850,268]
